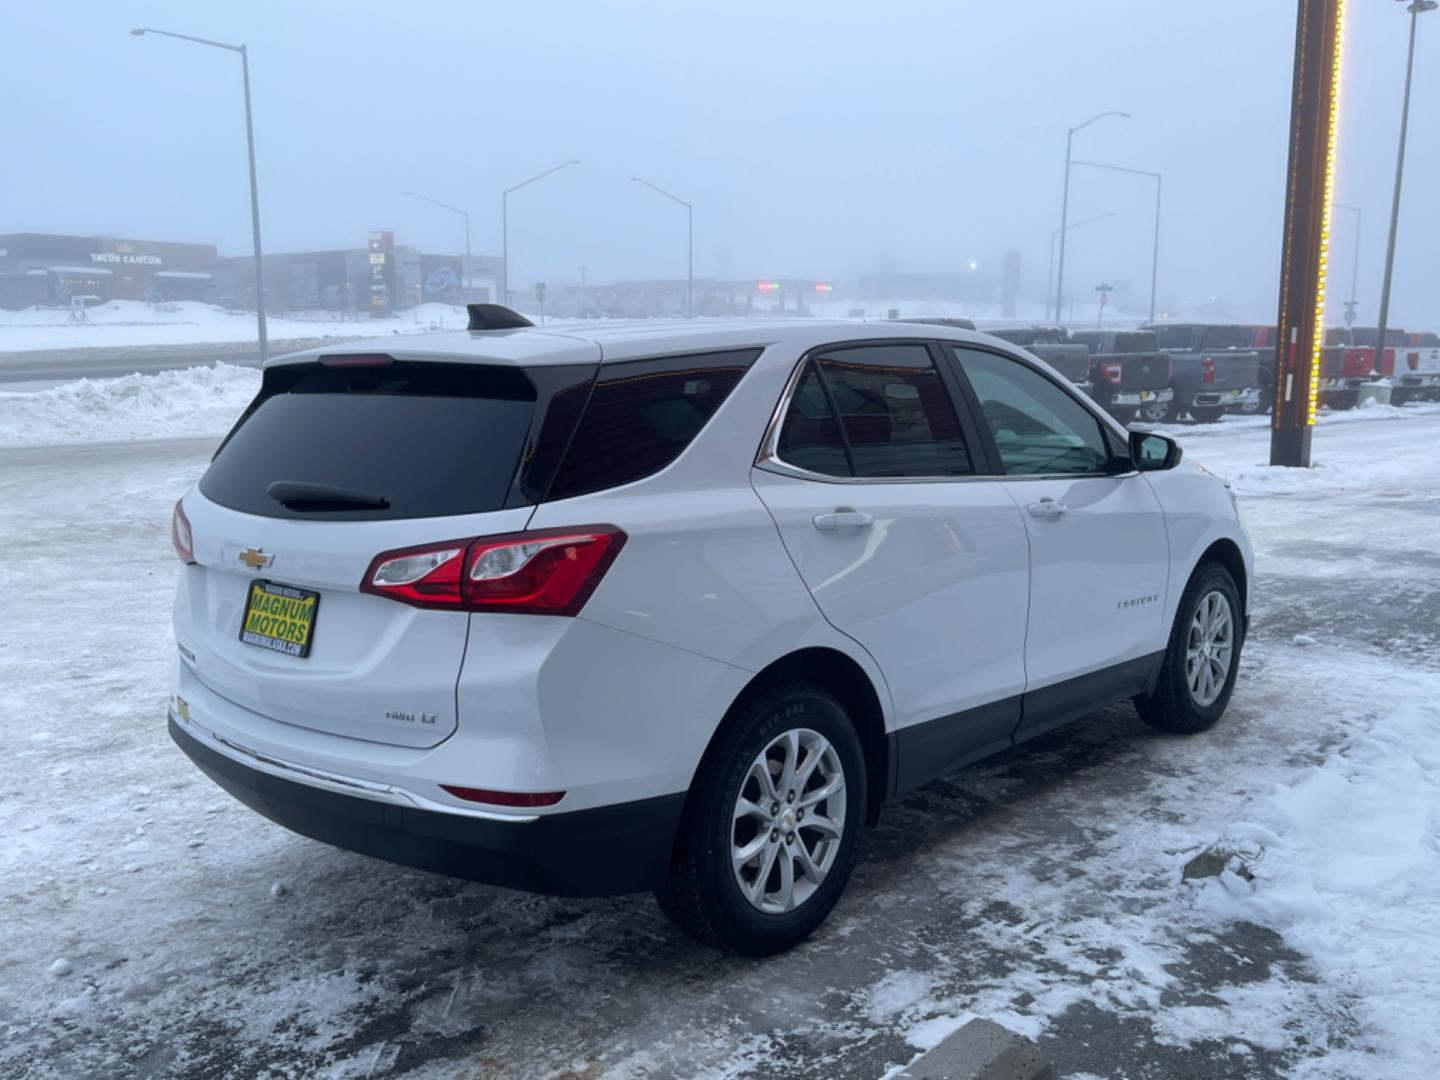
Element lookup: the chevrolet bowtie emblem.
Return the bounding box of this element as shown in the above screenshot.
[239,547,274,570]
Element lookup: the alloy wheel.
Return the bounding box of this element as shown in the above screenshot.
[730,728,846,914]
[1185,590,1234,707]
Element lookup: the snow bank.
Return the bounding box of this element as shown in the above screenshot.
[1193,696,1440,1076]
[0,300,469,353]
[0,364,259,447]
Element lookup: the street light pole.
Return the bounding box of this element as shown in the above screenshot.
[1055,110,1130,323]
[1071,161,1162,322]
[1336,204,1362,324]
[501,160,581,308]
[630,177,693,318]
[403,190,471,302]
[133,27,268,361]
[1372,0,1435,365]
[1049,212,1116,323]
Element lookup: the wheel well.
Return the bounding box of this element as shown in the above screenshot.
[1198,538,1248,617]
[705,648,889,827]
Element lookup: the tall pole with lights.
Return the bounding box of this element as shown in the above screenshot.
[501,160,580,307]
[132,27,267,361]
[1371,1,1436,368]
[1055,110,1129,324]
[630,177,693,318]
[1270,0,1347,468]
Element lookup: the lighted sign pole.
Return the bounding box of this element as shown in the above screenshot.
[132,27,267,361]
[1270,0,1346,468]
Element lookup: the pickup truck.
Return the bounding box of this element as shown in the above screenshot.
[1067,329,1174,424]
[1142,323,1263,423]
[1313,328,1382,409]
[1338,327,1440,404]
[976,324,1093,396]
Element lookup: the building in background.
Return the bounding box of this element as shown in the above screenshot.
[0,233,219,310]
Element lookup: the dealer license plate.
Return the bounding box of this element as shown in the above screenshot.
[239,580,319,658]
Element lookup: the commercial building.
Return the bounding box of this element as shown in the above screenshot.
[0,233,220,310]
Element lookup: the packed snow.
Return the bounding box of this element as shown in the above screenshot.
[0,300,476,353]
[1,368,1438,1078]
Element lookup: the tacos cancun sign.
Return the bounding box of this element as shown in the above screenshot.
[90,252,163,266]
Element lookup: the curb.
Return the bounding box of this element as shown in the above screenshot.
[896,1018,1052,1080]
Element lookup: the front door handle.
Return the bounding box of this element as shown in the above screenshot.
[1027,498,1069,520]
[813,509,874,531]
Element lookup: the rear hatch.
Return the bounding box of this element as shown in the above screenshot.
[1319,346,1375,380]
[1193,327,1261,389]
[1027,343,1092,386]
[175,355,595,748]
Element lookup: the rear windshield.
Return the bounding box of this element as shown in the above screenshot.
[1152,326,1196,350]
[1351,328,1407,347]
[1113,332,1159,353]
[1197,326,1253,350]
[202,361,543,520]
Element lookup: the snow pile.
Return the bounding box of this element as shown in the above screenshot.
[0,299,467,353]
[0,364,259,446]
[1193,696,1440,1076]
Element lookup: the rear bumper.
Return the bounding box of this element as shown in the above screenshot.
[169,712,684,897]
[1188,387,1258,408]
[1109,387,1173,406]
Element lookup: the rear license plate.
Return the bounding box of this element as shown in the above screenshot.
[239,580,319,658]
[1139,390,1157,401]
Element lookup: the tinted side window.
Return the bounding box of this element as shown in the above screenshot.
[952,348,1112,476]
[545,348,760,500]
[813,345,973,477]
[776,361,850,477]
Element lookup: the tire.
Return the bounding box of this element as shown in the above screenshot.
[1138,399,1177,424]
[1190,406,1226,424]
[1323,389,1359,411]
[656,683,866,956]
[1391,389,1413,407]
[1134,563,1243,734]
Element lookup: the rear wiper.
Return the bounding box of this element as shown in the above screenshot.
[266,481,390,511]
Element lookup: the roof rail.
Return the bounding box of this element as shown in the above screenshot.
[467,303,535,331]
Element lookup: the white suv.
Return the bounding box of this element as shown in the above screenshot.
[169,307,1251,955]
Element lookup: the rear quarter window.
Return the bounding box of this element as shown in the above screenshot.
[543,348,761,500]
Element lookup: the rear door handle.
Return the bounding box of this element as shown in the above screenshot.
[813,509,874,531]
[1026,498,1068,519]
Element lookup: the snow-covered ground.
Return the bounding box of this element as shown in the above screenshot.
[0,300,477,353]
[0,370,1437,1079]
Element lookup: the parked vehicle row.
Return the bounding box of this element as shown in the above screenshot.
[975,320,1440,423]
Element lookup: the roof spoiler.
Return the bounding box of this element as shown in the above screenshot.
[467,303,534,331]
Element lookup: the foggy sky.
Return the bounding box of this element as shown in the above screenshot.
[5,1,1437,324]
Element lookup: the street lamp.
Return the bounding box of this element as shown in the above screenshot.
[1055,110,1130,325]
[403,191,470,303]
[1071,161,1162,323]
[630,176,693,318]
[1336,204,1362,325]
[1049,211,1116,322]
[133,27,268,361]
[1371,0,1436,364]
[501,160,580,307]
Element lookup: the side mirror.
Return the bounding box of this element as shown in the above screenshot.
[1129,430,1183,471]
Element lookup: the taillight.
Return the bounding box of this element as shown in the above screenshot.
[361,526,626,615]
[1100,362,1123,385]
[441,785,565,807]
[318,353,394,367]
[171,500,195,564]
[1202,357,1216,383]
[1407,351,1420,371]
